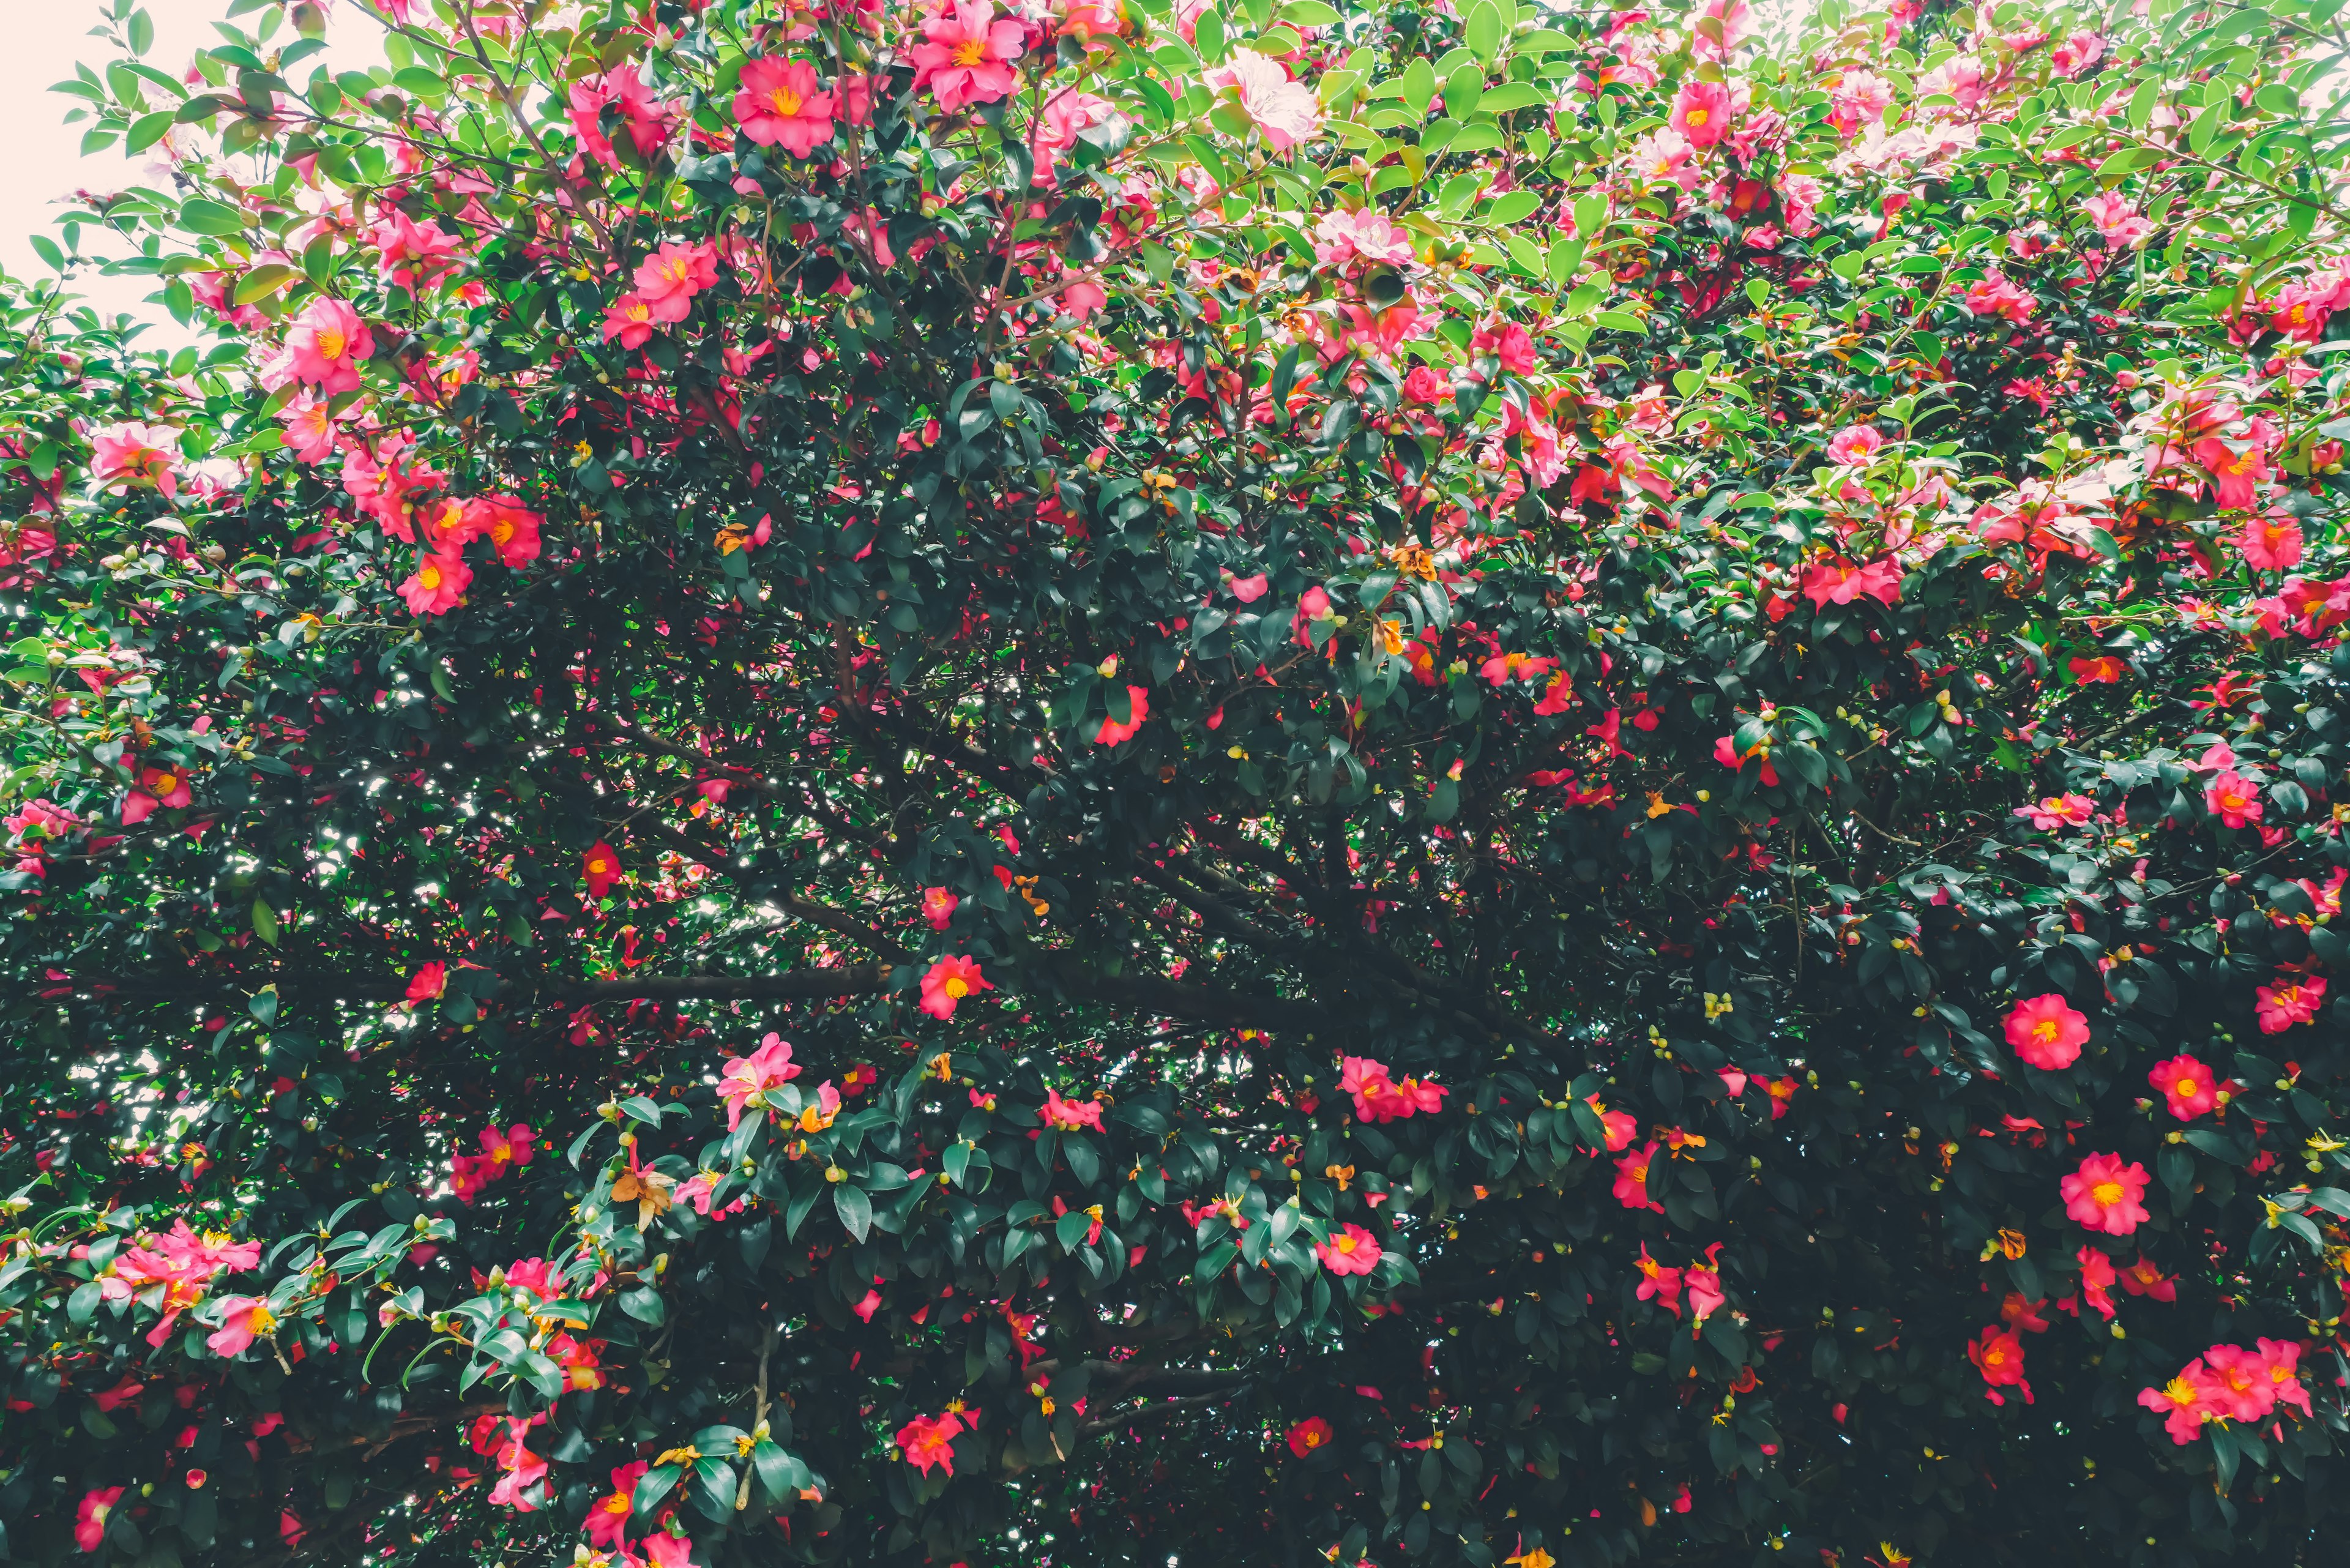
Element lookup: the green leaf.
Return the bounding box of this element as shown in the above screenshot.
[233,264,297,306]
[1482,191,1540,226]
[1463,0,1504,61]
[252,900,280,947]
[125,110,176,155]
[835,1182,873,1242]
[179,198,246,236]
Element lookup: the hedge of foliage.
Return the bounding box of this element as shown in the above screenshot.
[7,0,2350,1564]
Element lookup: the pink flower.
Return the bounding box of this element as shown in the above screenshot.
[461,496,545,568]
[2204,771,2264,828]
[852,1288,883,1323]
[397,552,472,616]
[2237,512,2302,570]
[2255,974,2325,1033]
[734,58,835,157]
[406,961,449,1004]
[122,763,194,824]
[2072,1247,2117,1321]
[2003,994,2087,1070]
[1967,1325,2032,1405]
[909,0,1025,114]
[478,1122,534,1174]
[717,1032,801,1130]
[1963,272,2035,323]
[1613,1141,1665,1212]
[603,294,658,348]
[1339,1056,1444,1122]
[2080,192,2152,249]
[91,422,181,498]
[277,392,340,464]
[1313,207,1416,269]
[586,1463,647,1549]
[1096,684,1150,745]
[206,1295,279,1358]
[1315,1223,1382,1275]
[1669,78,1733,148]
[1826,70,1894,135]
[1040,1086,1105,1131]
[2061,1152,2150,1236]
[1203,49,1322,149]
[897,1409,963,1474]
[282,297,376,392]
[922,887,959,930]
[1635,1245,1681,1313]
[1825,424,1884,466]
[1799,554,1902,609]
[2050,30,2104,77]
[2139,1361,2218,1443]
[2202,1344,2278,1422]
[2013,793,2094,831]
[75,1488,125,1553]
[633,242,720,324]
[2258,1337,2314,1416]
[2147,1053,2219,1119]
[920,955,991,1018]
[1684,1260,1726,1323]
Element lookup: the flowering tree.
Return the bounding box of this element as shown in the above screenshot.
[8,0,2350,1564]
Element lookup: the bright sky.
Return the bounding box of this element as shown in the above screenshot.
[0,1,386,332]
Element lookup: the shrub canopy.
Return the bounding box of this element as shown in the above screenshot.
[7,0,2350,1564]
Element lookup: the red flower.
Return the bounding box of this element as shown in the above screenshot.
[586,1462,646,1548]
[1315,1223,1382,1276]
[2256,974,2325,1032]
[397,551,471,616]
[2117,1254,2176,1301]
[75,1488,125,1553]
[2139,1362,2217,1443]
[2146,1053,2217,1119]
[406,961,449,1004]
[896,1409,963,1476]
[1612,1141,1665,1212]
[1040,1086,1105,1131]
[2204,771,2264,828]
[1095,684,1150,745]
[583,842,622,898]
[1286,1416,1334,1457]
[2061,1152,2150,1236]
[1966,1325,2032,1405]
[922,887,959,930]
[2003,994,2087,1070]
[920,955,991,1018]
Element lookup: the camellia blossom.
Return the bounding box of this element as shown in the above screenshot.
[2147,1053,2218,1119]
[586,1462,647,1550]
[406,961,449,1004]
[2003,993,2087,1070]
[1313,207,1416,269]
[2061,1152,2150,1236]
[1286,1416,1334,1457]
[2255,974,2325,1032]
[206,1295,279,1358]
[922,887,959,929]
[1613,1140,1665,1212]
[583,842,623,899]
[1966,1324,2032,1405]
[2237,512,2303,570]
[898,1409,963,1475]
[1040,1086,1105,1131]
[920,955,991,1018]
[2139,1361,2218,1443]
[909,0,1025,113]
[91,422,181,498]
[123,763,195,824]
[1096,684,1150,745]
[280,297,376,392]
[718,1033,802,1130]
[1203,49,1322,150]
[1339,1055,1444,1122]
[603,294,658,348]
[1315,1223,1382,1275]
[75,1488,125,1553]
[397,551,472,616]
[1962,271,2035,323]
[460,496,545,568]
[1669,78,1733,147]
[1825,423,1884,466]
[633,242,720,324]
[2013,793,2095,831]
[734,58,836,157]
[2204,771,2264,828]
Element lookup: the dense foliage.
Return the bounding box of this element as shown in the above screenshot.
[8,0,2350,1563]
